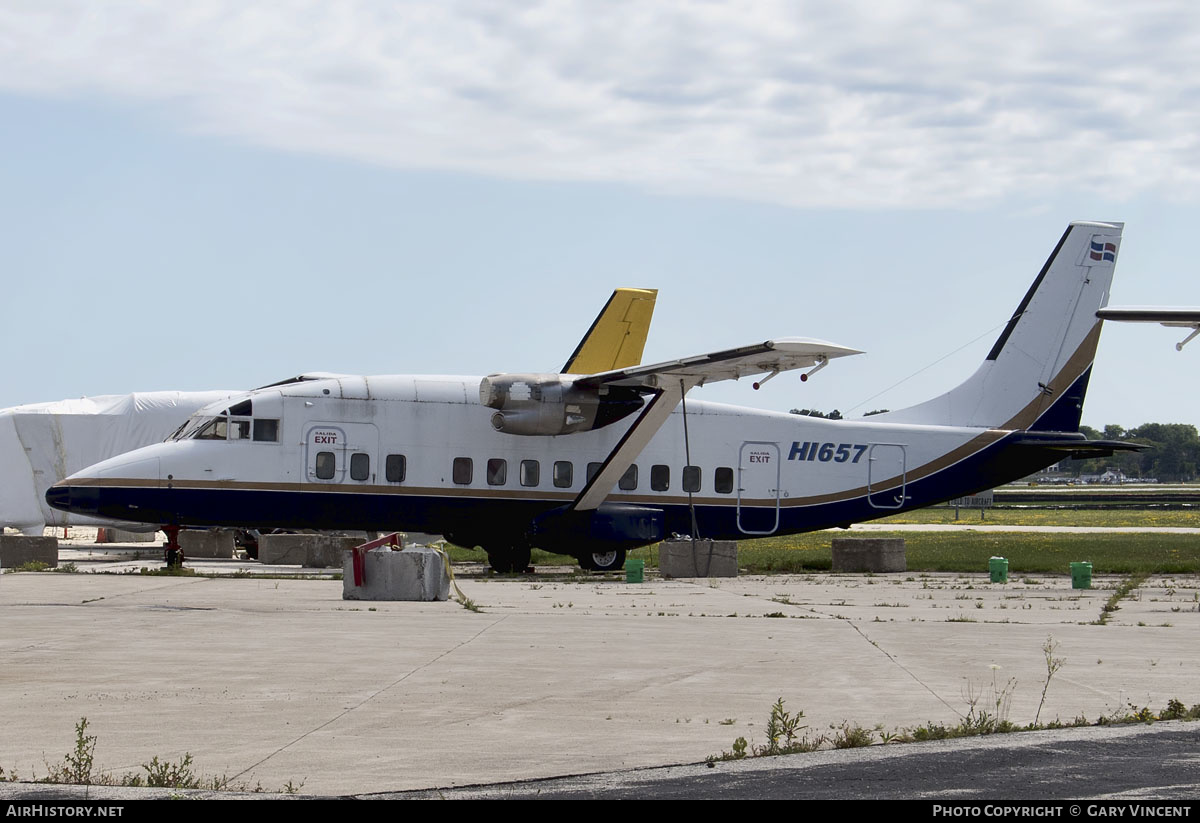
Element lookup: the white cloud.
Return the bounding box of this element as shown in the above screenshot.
[3,0,1199,208]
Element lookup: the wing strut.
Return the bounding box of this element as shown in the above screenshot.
[570,381,689,512]
[561,336,863,512]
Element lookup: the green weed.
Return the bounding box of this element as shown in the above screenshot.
[1095,573,1149,624]
[42,718,96,785]
[15,717,304,794]
[710,698,824,762]
[1034,635,1064,725]
[830,722,874,749]
[9,561,51,572]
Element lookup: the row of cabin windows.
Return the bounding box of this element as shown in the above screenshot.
[313,452,735,494]
[452,457,734,494]
[314,452,406,482]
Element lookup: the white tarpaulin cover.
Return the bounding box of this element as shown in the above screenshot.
[0,390,236,534]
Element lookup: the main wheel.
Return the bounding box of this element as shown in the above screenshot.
[487,544,532,573]
[487,547,513,573]
[511,544,532,573]
[580,548,626,573]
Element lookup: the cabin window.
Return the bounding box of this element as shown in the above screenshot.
[553,461,573,488]
[315,451,336,480]
[715,466,734,494]
[453,457,473,485]
[350,453,370,481]
[651,464,669,491]
[683,465,701,493]
[520,460,539,487]
[386,454,406,483]
[619,464,638,490]
[487,458,507,486]
[253,419,280,442]
[587,462,603,482]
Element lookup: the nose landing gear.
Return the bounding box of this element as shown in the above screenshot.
[163,524,186,567]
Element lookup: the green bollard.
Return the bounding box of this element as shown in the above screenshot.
[1071,561,1093,590]
[988,556,1009,584]
[625,557,644,584]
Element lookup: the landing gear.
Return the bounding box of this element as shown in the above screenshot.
[486,544,532,574]
[579,548,625,573]
[234,529,260,559]
[162,525,185,567]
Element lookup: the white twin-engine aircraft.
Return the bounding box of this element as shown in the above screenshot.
[49,222,1139,572]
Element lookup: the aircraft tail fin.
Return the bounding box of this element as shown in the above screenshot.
[561,288,658,374]
[872,221,1123,432]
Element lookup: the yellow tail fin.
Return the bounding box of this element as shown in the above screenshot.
[561,288,658,374]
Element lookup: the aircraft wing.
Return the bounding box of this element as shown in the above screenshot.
[573,337,863,392]
[1097,306,1200,350]
[570,337,862,511]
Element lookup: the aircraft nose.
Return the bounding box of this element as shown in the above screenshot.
[45,483,100,516]
[45,452,161,521]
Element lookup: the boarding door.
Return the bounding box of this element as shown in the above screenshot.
[737,441,781,535]
[304,423,380,484]
[867,443,907,509]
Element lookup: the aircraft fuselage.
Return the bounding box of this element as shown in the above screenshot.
[46,373,1063,556]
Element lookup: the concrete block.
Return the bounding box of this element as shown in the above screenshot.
[259,535,361,567]
[831,537,906,573]
[0,535,58,569]
[659,538,738,578]
[343,546,451,601]
[96,528,158,544]
[177,530,236,559]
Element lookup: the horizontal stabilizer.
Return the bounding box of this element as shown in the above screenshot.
[1007,431,1147,460]
[1097,306,1200,326]
[1098,306,1200,350]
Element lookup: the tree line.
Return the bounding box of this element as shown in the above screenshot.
[1070,423,1200,482]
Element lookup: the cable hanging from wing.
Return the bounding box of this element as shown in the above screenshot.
[845,320,1007,414]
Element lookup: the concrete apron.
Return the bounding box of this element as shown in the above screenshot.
[0,571,1196,796]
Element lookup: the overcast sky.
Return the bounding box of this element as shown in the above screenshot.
[3,1,1200,429]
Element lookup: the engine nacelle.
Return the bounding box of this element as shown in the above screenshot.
[479,373,644,436]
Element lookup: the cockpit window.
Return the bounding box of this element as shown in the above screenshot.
[172,415,211,441]
[194,417,229,441]
[175,400,279,443]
